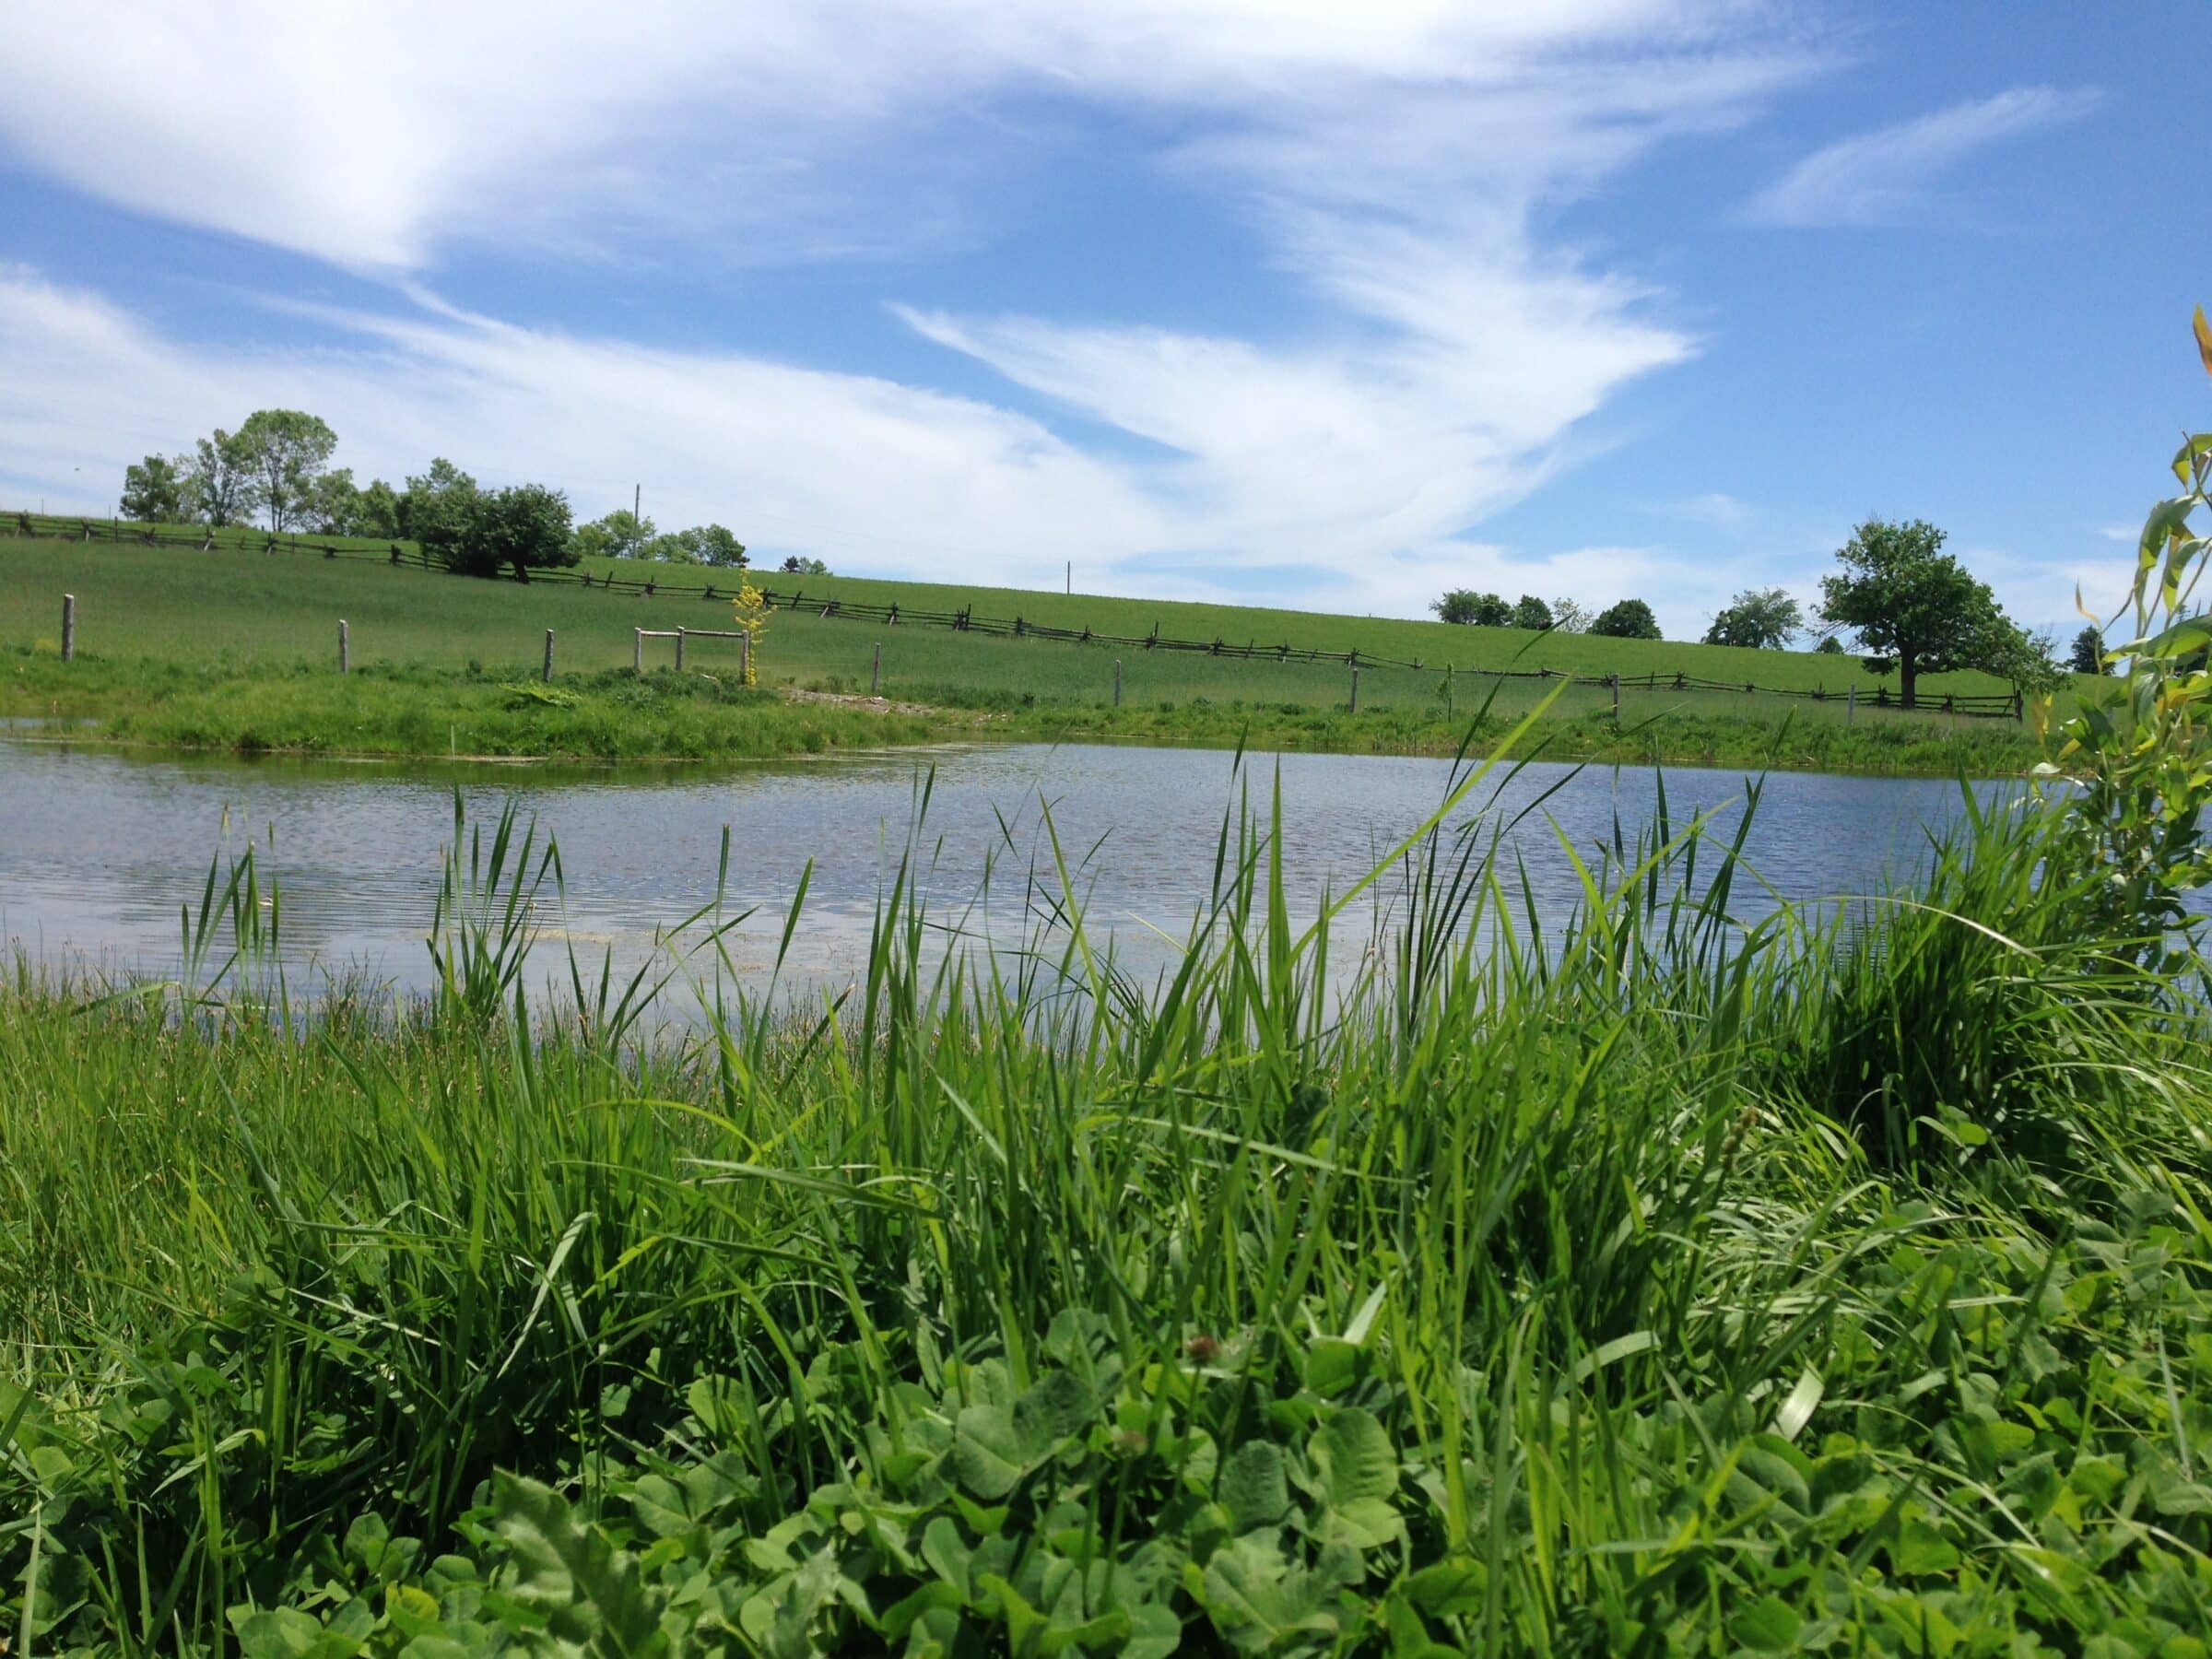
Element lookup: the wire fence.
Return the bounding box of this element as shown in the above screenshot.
[5,508,2025,718]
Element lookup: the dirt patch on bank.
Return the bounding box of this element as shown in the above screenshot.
[783,687,943,718]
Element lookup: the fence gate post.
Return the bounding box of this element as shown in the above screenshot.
[543,629,556,683]
[61,594,75,662]
[871,642,881,696]
[338,618,349,674]
[1113,658,1123,707]
[634,628,644,674]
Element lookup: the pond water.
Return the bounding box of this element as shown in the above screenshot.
[0,736,1983,1002]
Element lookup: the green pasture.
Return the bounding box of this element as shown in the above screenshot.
[0,536,2057,769]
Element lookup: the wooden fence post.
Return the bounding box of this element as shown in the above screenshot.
[675,629,686,671]
[739,630,750,684]
[543,629,556,683]
[1349,667,1359,713]
[338,619,349,674]
[1113,658,1123,707]
[61,594,75,662]
[634,628,643,674]
[1847,685,1856,724]
[1610,672,1620,721]
[871,642,881,696]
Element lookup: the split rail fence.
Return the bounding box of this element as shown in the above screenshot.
[6,509,2024,718]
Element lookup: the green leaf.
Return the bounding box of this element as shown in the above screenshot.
[951,1371,1095,1499]
[493,1471,668,1655]
[229,1606,324,1659]
[1197,1535,1343,1655]
[1405,1558,1487,1616]
[1309,1408,1397,1506]
[922,1515,973,1599]
[1314,1494,1404,1549]
[2171,431,2212,486]
[1728,1594,1803,1652]
[1220,1441,1291,1534]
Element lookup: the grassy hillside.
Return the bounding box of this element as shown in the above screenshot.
[0,534,2062,770]
[582,556,2031,700]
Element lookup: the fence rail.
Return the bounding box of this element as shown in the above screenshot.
[5,508,2023,718]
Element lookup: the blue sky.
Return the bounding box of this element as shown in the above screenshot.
[1,1,2204,639]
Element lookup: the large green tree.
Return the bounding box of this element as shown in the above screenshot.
[2070,626,2108,676]
[1432,589,1512,627]
[233,409,339,532]
[1590,598,1661,640]
[355,478,405,540]
[571,510,656,560]
[119,454,189,522]
[440,484,577,581]
[1702,586,1801,649]
[1817,519,2014,709]
[641,524,747,567]
[1511,594,1553,630]
[400,459,481,562]
[182,430,253,526]
[307,468,362,535]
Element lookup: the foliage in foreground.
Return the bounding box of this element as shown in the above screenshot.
[4,329,2210,1654]
[3,727,2210,1654]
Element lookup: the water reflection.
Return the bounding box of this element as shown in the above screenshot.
[0,737,1979,1002]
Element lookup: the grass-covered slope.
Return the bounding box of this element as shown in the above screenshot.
[1,534,2054,770]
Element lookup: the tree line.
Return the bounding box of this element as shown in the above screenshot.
[1431,517,2102,708]
[113,411,831,579]
[1429,591,1664,640]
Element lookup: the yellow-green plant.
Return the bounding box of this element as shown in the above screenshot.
[731,579,768,686]
[2039,308,2212,958]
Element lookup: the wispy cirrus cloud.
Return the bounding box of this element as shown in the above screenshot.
[1743,85,2100,229]
[0,3,1825,622]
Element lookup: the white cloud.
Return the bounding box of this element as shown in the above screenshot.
[0,269,1169,584]
[1744,86,2100,229]
[0,2,1801,270]
[0,3,1825,617]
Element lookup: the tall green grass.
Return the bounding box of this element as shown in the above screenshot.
[3,735,2206,1653]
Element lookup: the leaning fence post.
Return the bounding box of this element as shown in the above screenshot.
[1113,658,1123,707]
[338,618,349,674]
[61,594,76,661]
[634,628,644,674]
[543,629,556,683]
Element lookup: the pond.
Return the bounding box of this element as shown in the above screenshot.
[0,736,1983,1002]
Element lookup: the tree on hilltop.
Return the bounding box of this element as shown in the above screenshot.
[119,454,189,522]
[1512,594,1553,630]
[1703,587,1801,649]
[571,510,656,560]
[1433,589,1512,627]
[1817,518,2018,709]
[182,430,254,527]
[1590,598,1661,640]
[233,409,339,533]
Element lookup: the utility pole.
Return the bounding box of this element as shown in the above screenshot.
[633,484,641,524]
[1065,560,1071,595]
